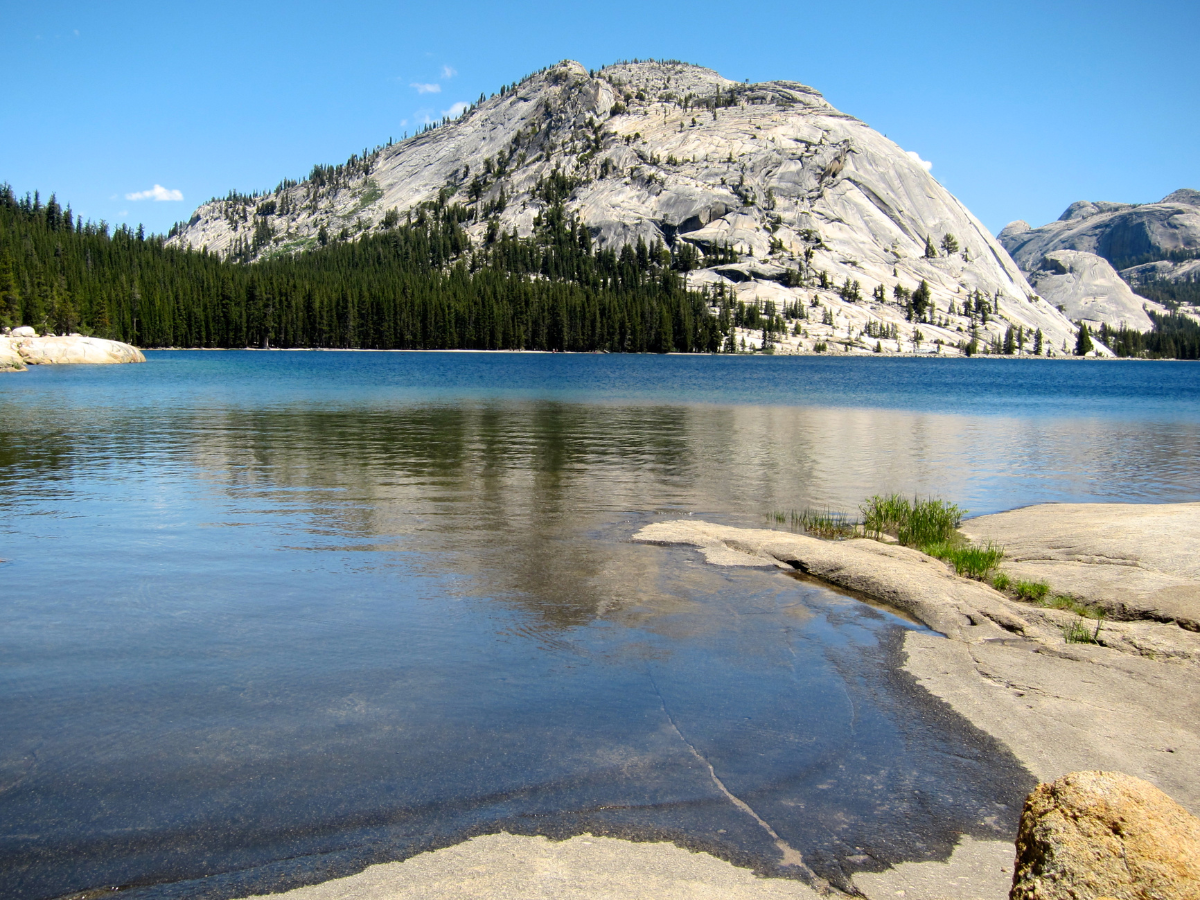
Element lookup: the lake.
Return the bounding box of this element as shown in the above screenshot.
[2,352,1199,899]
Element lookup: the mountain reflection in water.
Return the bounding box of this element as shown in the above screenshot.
[1,352,1198,899]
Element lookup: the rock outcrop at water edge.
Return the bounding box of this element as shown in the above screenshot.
[0,333,146,368]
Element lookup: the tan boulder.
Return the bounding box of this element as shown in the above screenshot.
[1010,771,1200,900]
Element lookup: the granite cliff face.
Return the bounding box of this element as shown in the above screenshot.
[1000,189,1200,277]
[170,60,1079,355]
[1025,249,1164,331]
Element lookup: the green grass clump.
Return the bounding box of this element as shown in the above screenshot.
[1015,580,1050,602]
[860,494,964,547]
[1063,615,1104,644]
[922,540,1005,580]
[795,507,858,538]
[1043,594,1105,619]
[771,507,858,539]
[992,572,1012,591]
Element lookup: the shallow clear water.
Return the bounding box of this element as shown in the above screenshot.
[2,353,1198,899]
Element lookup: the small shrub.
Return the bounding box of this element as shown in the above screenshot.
[1015,580,1050,602]
[992,572,1012,591]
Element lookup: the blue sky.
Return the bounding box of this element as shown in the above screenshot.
[4,0,1196,238]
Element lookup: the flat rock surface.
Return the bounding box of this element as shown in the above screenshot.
[960,502,1200,630]
[0,338,26,370]
[240,833,823,900]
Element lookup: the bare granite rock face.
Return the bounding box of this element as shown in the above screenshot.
[0,338,27,371]
[998,189,1200,332]
[1026,250,1165,331]
[1010,771,1200,900]
[169,59,1079,356]
[961,502,1200,632]
[0,334,146,368]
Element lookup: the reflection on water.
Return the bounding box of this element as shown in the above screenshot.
[1,353,1198,899]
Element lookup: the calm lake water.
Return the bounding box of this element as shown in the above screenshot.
[2,352,1199,899]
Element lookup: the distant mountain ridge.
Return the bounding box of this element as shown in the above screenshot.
[169,59,1079,356]
[998,190,1200,330]
[999,189,1200,277]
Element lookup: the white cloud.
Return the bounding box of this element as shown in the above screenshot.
[441,101,468,119]
[906,150,933,172]
[411,82,441,94]
[441,65,457,79]
[125,184,184,202]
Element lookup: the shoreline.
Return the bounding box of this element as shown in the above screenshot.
[230,502,1199,900]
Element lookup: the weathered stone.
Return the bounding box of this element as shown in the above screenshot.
[0,337,27,371]
[169,59,1079,356]
[633,520,1032,643]
[960,502,1200,631]
[8,335,146,366]
[10,325,37,337]
[1010,771,1200,900]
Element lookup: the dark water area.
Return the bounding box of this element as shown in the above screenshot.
[2,352,1198,899]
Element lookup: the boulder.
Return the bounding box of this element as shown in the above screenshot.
[11,325,37,337]
[1010,771,1200,900]
[0,337,27,371]
[10,335,146,366]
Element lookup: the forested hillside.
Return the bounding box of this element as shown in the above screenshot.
[0,184,727,352]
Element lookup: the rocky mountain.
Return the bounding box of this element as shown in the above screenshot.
[170,60,1081,355]
[999,190,1200,329]
[1023,250,1165,331]
[1000,190,1200,276]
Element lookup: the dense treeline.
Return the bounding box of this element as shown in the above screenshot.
[0,184,724,352]
[1132,277,1200,310]
[1100,314,1200,360]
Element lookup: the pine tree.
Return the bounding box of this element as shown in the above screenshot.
[1075,323,1094,356]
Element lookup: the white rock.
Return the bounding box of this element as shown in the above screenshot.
[1028,249,1164,331]
[11,325,37,337]
[10,335,146,366]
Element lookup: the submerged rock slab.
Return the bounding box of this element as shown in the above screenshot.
[633,520,1030,642]
[1,334,146,367]
[1010,771,1200,900]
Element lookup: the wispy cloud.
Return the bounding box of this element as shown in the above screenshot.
[441,65,457,79]
[411,82,441,94]
[905,150,932,172]
[442,101,468,119]
[125,184,184,202]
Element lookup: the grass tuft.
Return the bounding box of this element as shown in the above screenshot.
[771,507,858,539]
[921,540,1005,580]
[1015,580,1050,602]
[860,494,964,547]
[1063,615,1104,644]
[992,572,1012,591]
